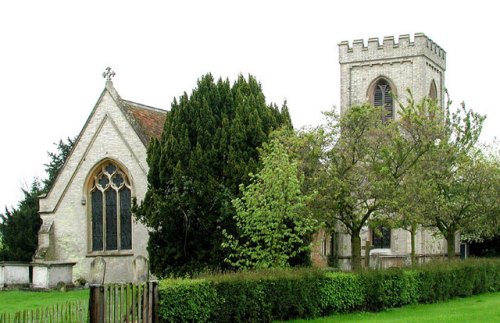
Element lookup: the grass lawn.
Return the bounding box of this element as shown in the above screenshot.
[0,288,88,314]
[287,292,500,323]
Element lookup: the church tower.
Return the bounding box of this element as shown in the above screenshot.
[339,33,446,118]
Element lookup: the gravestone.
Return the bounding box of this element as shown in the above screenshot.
[133,256,149,282]
[89,257,106,285]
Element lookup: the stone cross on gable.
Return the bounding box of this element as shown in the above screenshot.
[102,67,116,81]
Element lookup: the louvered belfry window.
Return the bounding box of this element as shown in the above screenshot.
[373,79,394,122]
[90,162,132,251]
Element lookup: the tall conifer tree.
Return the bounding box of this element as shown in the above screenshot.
[135,74,291,276]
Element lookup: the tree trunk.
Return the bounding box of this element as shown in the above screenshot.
[446,230,456,261]
[410,225,416,265]
[351,233,362,271]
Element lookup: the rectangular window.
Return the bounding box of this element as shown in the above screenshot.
[372,227,391,249]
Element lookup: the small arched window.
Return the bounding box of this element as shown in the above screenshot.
[429,80,437,100]
[89,161,132,252]
[372,79,394,122]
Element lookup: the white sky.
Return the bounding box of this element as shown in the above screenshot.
[1,0,499,210]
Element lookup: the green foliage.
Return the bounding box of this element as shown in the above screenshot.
[319,272,365,313]
[416,259,500,303]
[317,101,440,270]
[396,98,498,259]
[223,138,317,269]
[157,259,500,322]
[0,137,74,261]
[43,137,75,190]
[360,269,420,311]
[134,74,292,276]
[158,279,218,323]
[0,181,43,261]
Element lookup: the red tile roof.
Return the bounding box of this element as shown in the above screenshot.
[121,100,167,146]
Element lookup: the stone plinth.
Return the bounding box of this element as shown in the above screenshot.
[31,261,76,289]
[0,262,30,289]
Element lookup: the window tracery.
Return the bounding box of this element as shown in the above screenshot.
[89,161,132,252]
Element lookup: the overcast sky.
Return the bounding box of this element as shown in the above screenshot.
[1,0,498,210]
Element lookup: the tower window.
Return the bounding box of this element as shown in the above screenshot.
[372,79,394,122]
[89,161,132,252]
[429,80,438,100]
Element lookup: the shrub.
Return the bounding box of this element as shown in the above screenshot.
[158,279,217,323]
[417,258,500,303]
[319,272,365,313]
[157,258,500,322]
[360,268,419,311]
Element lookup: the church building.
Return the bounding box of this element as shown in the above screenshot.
[34,34,458,282]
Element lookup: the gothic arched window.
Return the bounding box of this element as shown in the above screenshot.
[429,80,438,100]
[89,161,132,252]
[372,78,394,122]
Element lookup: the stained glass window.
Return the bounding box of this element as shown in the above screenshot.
[89,161,132,252]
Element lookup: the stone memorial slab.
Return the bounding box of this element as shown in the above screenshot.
[89,257,106,285]
[31,261,76,289]
[133,256,149,282]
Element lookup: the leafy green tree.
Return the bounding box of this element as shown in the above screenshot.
[410,100,494,259]
[0,138,74,261]
[317,100,439,270]
[377,96,443,265]
[134,74,291,276]
[222,138,317,269]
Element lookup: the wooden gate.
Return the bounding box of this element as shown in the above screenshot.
[89,281,159,323]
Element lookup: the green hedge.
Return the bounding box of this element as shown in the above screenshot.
[157,258,500,322]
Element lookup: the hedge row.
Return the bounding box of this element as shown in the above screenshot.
[158,258,500,322]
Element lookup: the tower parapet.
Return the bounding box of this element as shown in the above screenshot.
[339,33,446,70]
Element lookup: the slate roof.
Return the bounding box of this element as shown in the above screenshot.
[120,99,167,146]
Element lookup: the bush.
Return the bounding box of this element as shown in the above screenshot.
[158,279,217,323]
[416,258,500,303]
[157,258,500,322]
[319,272,365,313]
[360,269,419,311]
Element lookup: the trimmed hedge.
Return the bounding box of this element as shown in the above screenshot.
[158,258,500,322]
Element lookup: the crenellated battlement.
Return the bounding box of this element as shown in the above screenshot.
[339,33,446,70]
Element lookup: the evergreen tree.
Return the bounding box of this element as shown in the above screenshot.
[134,74,291,276]
[0,138,74,261]
[0,181,43,261]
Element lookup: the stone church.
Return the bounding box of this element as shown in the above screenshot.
[34,33,458,282]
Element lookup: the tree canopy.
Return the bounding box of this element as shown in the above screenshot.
[316,97,442,270]
[401,101,498,259]
[222,138,317,269]
[134,74,292,276]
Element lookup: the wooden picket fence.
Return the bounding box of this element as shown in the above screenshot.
[90,281,159,323]
[0,281,158,323]
[0,300,88,323]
